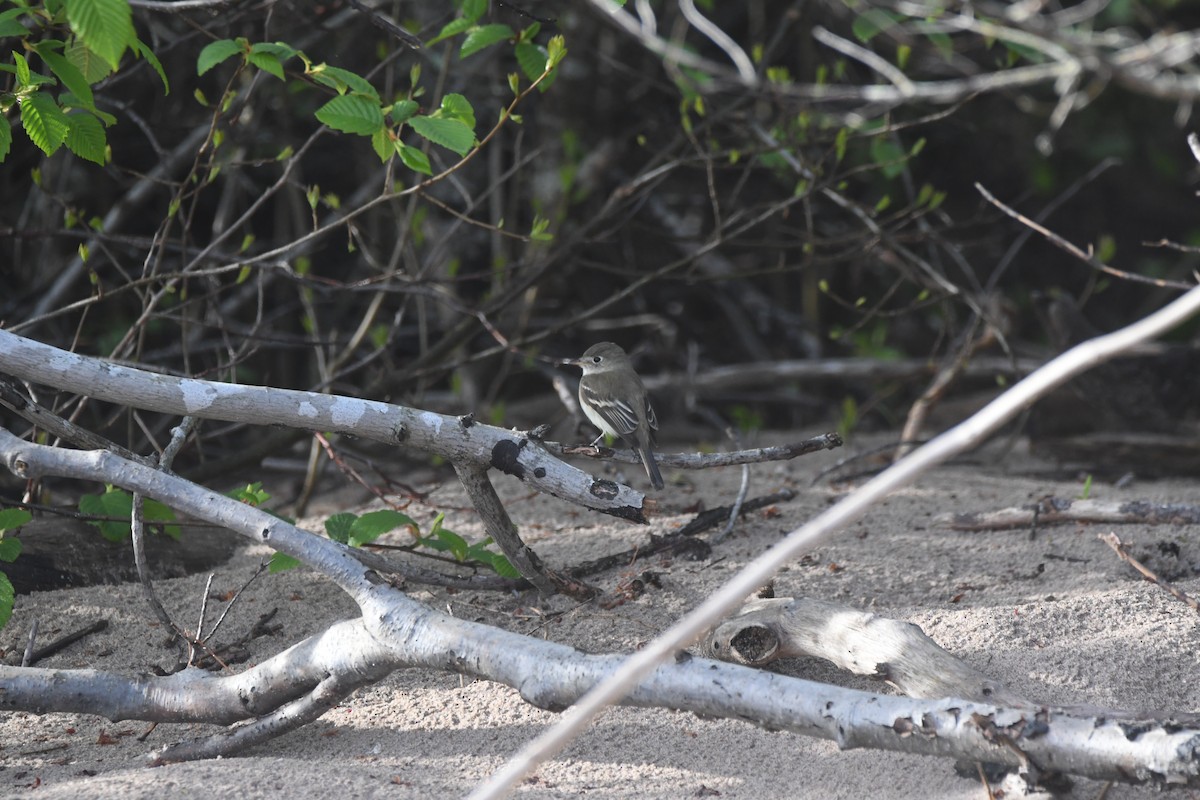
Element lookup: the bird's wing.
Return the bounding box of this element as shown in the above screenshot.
[580,383,640,436]
[645,398,659,445]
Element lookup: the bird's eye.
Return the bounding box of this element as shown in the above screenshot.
[592,356,602,363]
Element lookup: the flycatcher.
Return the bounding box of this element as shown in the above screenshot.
[568,342,664,490]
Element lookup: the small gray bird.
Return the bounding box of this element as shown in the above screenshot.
[568,342,664,490]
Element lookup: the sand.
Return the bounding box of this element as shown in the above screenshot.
[3,431,1199,799]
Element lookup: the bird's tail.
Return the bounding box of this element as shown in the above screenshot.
[638,447,665,490]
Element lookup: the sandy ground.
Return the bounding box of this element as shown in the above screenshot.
[3,430,1200,799]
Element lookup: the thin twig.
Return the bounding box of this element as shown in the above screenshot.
[1099,532,1200,614]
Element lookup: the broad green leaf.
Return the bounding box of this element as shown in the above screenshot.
[348,509,415,547]
[20,91,69,156]
[0,509,32,530]
[439,92,475,129]
[0,573,12,631]
[246,51,284,80]
[66,0,135,71]
[460,24,514,59]
[397,141,430,174]
[65,111,107,164]
[489,553,521,579]
[251,41,297,61]
[67,41,112,83]
[514,42,552,88]
[0,8,29,38]
[309,64,378,99]
[197,39,243,76]
[37,45,94,107]
[324,512,356,544]
[0,537,20,562]
[427,16,474,47]
[141,497,180,540]
[371,126,391,163]
[433,527,468,561]
[390,99,418,124]
[79,487,134,541]
[409,115,474,156]
[315,93,384,134]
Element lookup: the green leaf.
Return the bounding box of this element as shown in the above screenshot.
[834,127,848,163]
[37,45,95,108]
[132,37,169,94]
[228,482,271,506]
[0,8,29,38]
[514,42,553,89]
[433,527,469,561]
[0,537,20,562]
[20,91,70,156]
[197,39,243,76]
[65,0,135,71]
[397,141,430,174]
[0,573,12,631]
[268,552,302,572]
[0,508,31,531]
[462,0,486,22]
[427,16,474,47]
[65,110,107,164]
[309,64,378,99]
[460,24,514,59]
[348,509,415,547]
[488,553,521,579]
[315,94,384,135]
[141,498,180,540]
[409,115,474,156]
[79,487,134,542]
[513,42,546,80]
[66,41,112,83]
[390,98,418,124]
[438,92,475,129]
[246,51,284,80]
[371,126,391,162]
[869,136,908,178]
[546,34,566,67]
[250,41,297,61]
[0,116,13,162]
[13,51,31,86]
[324,512,356,544]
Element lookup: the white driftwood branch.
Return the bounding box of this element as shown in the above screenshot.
[941,496,1200,530]
[700,597,1030,707]
[472,284,1200,797]
[4,424,1200,785]
[0,328,649,523]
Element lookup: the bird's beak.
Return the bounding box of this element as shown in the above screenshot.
[561,357,581,367]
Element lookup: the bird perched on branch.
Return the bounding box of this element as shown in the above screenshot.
[567,342,664,490]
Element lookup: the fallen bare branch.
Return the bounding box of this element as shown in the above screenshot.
[940,497,1200,531]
